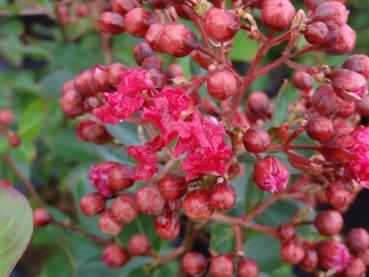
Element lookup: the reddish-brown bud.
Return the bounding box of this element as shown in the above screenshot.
[254,156,289,193]
[261,0,296,31]
[141,56,164,70]
[148,0,169,9]
[107,63,127,87]
[136,184,165,215]
[209,181,236,212]
[346,228,369,253]
[207,69,239,100]
[299,248,318,272]
[8,133,21,148]
[312,2,348,30]
[204,8,240,42]
[246,92,272,122]
[340,256,366,277]
[113,0,140,16]
[243,128,271,153]
[98,210,124,235]
[98,12,125,35]
[321,24,356,55]
[209,255,234,277]
[111,193,138,224]
[128,234,151,255]
[358,249,369,266]
[343,54,369,79]
[154,211,180,239]
[277,224,296,242]
[325,182,353,209]
[76,4,90,17]
[314,210,343,236]
[76,119,112,145]
[102,244,130,268]
[305,0,346,11]
[133,42,154,65]
[166,64,184,80]
[145,23,165,53]
[183,189,214,221]
[306,116,333,141]
[79,192,106,217]
[160,23,199,57]
[74,70,100,97]
[60,88,85,118]
[0,109,13,126]
[33,208,53,227]
[125,8,158,38]
[304,21,329,46]
[56,4,71,25]
[158,174,187,200]
[293,71,314,91]
[316,239,351,272]
[238,258,259,277]
[311,84,342,116]
[107,164,135,192]
[182,252,208,276]
[83,96,101,112]
[281,242,305,264]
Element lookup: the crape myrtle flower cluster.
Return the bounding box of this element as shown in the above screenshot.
[50,0,369,275]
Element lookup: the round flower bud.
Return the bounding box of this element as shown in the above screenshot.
[209,181,236,212]
[209,255,234,277]
[136,184,165,215]
[98,12,125,35]
[111,193,138,224]
[128,234,151,255]
[76,119,112,145]
[261,0,296,31]
[207,69,239,100]
[277,224,296,242]
[358,95,369,116]
[133,42,154,65]
[305,0,346,11]
[83,96,101,112]
[113,0,140,16]
[102,244,130,268]
[311,84,342,116]
[141,56,164,70]
[60,88,85,118]
[342,256,366,277]
[246,92,272,122]
[314,210,343,236]
[329,69,367,101]
[321,24,356,55]
[0,109,13,126]
[293,71,314,91]
[343,54,369,79]
[183,189,214,221]
[306,116,333,141]
[204,8,240,42]
[182,252,208,276]
[316,239,351,272]
[56,3,71,25]
[145,23,165,52]
[158,174,187,200]
[107,164,135,192]
[160,23,199,57]
[74,70,100,97]
[281,242,305,264]
[98,210,124,235]
[148,0,169,9]
[243,128,271,153]
[253,156,289,193]
[346,228,369,253]
[8,133,21,148]
[79,192,106,217]
[325,182,352,209]
[154,211,180,240]
[312,2,348,30]
[166,64,184,80]
[125,8,158,38]
[33,208,53,227]
[238,258,259,277]
[358,249,369,266]
[304,21,329,45]
[299,248,318,272]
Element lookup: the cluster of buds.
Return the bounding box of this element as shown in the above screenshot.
[53,0,369,275]
[0,109,21,148]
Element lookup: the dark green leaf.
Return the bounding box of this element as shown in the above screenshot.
[210,224,235,253]
[18,100,47,140]
[229,33,258,62]
[105,122,141,146]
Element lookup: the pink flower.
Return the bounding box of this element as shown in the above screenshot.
[316,240,351,272]
[127,136,165,181]
[88,162,119,198]
[346,126,369,188]
[253,156,290,193]
[93,68,154,124]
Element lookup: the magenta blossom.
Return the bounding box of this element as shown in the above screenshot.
[88,162,119,198]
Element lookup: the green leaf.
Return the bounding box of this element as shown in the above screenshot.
[12,140,37,162]
[126,262,177,277]
[0,182,33,276]
[105,122,141,146]
[271,81,300,126]
[244,234,282,272]
[18,100,47,140]
[41,70,75,98]
[210,224,235,253]
[229,32,258,62]
[0,136,10,154]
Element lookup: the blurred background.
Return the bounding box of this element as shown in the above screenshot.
[1,0,369,276]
